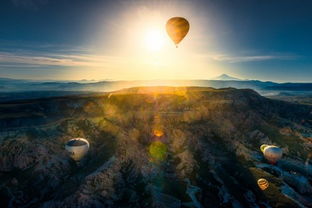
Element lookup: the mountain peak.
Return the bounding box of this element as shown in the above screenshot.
[212,74,241,80]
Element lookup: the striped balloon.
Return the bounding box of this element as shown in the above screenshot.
[166,17,189,47]
[257,178,269,190]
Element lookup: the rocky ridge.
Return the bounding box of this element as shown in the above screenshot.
[0,87,311,208]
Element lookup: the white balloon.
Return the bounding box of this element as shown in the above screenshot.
[65,138,89,161]
[261,144,282,164]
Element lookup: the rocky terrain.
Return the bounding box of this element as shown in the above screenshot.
[0,87,312,208]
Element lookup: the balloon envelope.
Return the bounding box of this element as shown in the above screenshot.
[260,144,268,153]
[257,178,269,190]
[166,17,189,46]
[261,145,283,164]
[65,138,89,161]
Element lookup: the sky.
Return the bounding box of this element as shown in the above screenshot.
[0,0,312,82]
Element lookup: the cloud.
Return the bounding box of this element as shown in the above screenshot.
[0,51,121,68]
[207,54,298,63]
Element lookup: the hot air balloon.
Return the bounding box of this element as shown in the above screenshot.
[260,144,283,164]
[257,178,269,190]
[65,138,89,162]
[166,17,189,47]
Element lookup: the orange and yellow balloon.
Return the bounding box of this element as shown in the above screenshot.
[166,17,190,47]
[257,178,269,190]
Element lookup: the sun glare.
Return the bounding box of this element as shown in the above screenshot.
[143,28,165,51]
[116,7,209,80]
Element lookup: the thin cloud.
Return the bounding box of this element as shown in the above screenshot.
[0,52,121,68]
[209,54,298,63]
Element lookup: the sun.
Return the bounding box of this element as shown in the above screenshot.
[143,27,166,52]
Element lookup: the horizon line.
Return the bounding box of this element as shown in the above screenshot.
[1,76,312,84]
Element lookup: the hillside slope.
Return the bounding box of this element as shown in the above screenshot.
[0,87,312,208]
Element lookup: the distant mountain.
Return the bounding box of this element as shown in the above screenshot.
[1,77,312,102]
[212,74,241,80]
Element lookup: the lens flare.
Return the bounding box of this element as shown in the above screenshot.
[149,141,167,162]
[153,129,164,137]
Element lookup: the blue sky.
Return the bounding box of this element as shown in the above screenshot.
[0,0,311,82]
